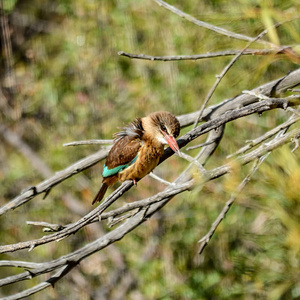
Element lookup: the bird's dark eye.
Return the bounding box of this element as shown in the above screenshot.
[160,124,167,132]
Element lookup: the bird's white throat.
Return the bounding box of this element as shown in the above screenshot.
[156,136,168,145]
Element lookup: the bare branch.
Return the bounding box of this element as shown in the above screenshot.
[1,125,299,294]
[192,23,284,129]
[176,68,300,128]
[1,113,299,256]
[148,172,174,186]
[63,140,113,147]
[1,264,76,300]
[118,48,285,61]
[1,91,299,219]
[26,221,66,232]
[0,261,44,269]
[0,148,108,215]
[177,151,206,174]
[153,0,273,45]
[186,138,219,151]
[197,116,300,254]
[198,157,265,254]
[227,114,300,158]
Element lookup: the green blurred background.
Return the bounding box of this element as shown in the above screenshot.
[0,0,300,299]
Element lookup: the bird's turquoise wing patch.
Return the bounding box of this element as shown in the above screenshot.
[102,154,138,178]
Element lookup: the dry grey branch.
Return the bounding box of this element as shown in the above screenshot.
[3,67,299,217]
[153,0,273,45]
[176,68,300,128]
[198,117,300,254]
[0,261,44,269]
[1,125,299,296]
[0,148,109,215]
[148,172,174,186]
[177,151,206,174]
[118,48,285,61]
[198,157,265,254]
[63,140,113,147]
[1,264,76,300]
[26,221,66,232]
[192,25,274,128]
[227,114,300,158]
[1,105,300,256]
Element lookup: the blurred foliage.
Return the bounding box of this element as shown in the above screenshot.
[0,0,300,299]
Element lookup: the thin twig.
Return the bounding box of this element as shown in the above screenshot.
[118,48,284,61]
[186,138,218,151]
[0,261,44,269]
[177,151,206,174]
[26,221,66,232]
[153,0,273,46]
[291,137,299,152]
[227,114,300,158]
[0,148,109,216]
[148,172,174,186]
[198,156,266,254]
[2,122,299,255]
[1,95,299,219]
[1,264,76,300]
[192,26,276,129]
[0,127,299,296]
[63,140,113,147]
[107,210,140,227]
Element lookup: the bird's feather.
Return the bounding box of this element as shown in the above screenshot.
[103,118,144,176]
[92,112,181,204]
[103,154,138,177]
[92,182,108,204]
[114,118,143,142]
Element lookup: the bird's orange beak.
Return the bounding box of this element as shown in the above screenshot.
[162,132,180,153]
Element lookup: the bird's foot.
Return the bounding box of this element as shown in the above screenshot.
[132,179,137,186]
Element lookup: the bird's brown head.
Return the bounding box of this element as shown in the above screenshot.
[142,111,181,153]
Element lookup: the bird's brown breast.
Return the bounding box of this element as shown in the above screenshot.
[118,137,164,182]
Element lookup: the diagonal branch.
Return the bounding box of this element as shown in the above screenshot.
[192,19,294,129]
[1,126,299,294]
[1,68,300,217]
[118,48,287,61]
[198,157,266,254]
[0,148,109,215]
[1,117,300,256]
[1,264,76,300]
[63,139,113,147]
[0,94,299,221]
[227,114,300,158]
[153,0,273,46]
[177,67,300,127]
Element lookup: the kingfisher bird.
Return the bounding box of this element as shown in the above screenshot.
[92,111,181,204]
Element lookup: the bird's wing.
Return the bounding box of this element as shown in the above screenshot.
[103,135,141,178]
